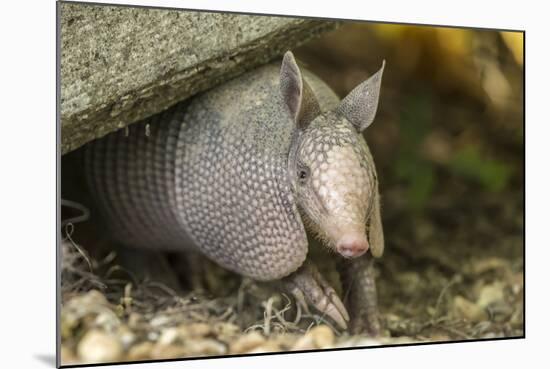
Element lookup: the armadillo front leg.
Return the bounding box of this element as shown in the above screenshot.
[282,260,350,330]
[338,185,384,336]
[337,255,381,335]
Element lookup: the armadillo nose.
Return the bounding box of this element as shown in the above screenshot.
[336,236,369,258]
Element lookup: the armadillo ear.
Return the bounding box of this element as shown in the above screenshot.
[280,51,321,129]
[336,61,385,132]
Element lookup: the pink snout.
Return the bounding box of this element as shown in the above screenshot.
[336,235,369,258]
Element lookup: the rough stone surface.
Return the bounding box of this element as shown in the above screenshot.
[60,3,338,154]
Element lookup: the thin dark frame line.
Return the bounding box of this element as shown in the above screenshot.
[55,0,526,368]
[58,0,525,33]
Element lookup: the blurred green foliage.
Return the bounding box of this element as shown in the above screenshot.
[449,146,513,192]
[394,92,435,211]
[393,92,513,211]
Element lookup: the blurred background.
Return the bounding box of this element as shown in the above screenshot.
[296,23,524,339]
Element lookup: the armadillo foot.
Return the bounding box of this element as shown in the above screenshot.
[282,260,350,330]
[337,254,381,336]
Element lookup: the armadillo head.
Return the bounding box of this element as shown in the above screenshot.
[280,51,385,259]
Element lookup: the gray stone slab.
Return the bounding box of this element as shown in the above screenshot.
[60,3,338,154]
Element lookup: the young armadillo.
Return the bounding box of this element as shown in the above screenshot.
[84,51,385,333]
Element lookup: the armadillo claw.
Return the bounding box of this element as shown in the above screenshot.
[283,261,350,330]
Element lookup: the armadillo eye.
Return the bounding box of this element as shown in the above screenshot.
[297,166,310,185]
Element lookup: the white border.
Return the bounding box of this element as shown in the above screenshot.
[1,0,546,368]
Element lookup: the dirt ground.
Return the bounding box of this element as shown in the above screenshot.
[59,181,523,365]
[59,23,524,366]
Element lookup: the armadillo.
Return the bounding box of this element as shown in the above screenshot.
[84,51,385,334]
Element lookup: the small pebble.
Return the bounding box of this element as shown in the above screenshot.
[158,327,179,345]
[60,345,78,365]
[477,283,505,308]
[229,331,265,353]
[185,323,212,337]
[385,336,417,344]
[429,334,451,341]
[60,315,78,340]
[453,295,488,322]
[127,312,144,329]
[246,341,281,353]
[77,329,123,363]
[126,341,153,361]
[342,337,383,347]
[292,326,336,351]
[117,324,136,348]
[80,290,109,306]
[272,333,299,350]
[186,339,227,356]
[310,325,335,348]
[147,331,160,341]
[94,311,120,332]
[213,322,240,336]
[291,335,315,350]
[150,344,187,359]
[150,315,171,328]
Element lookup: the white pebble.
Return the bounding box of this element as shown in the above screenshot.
[77,330,123,363]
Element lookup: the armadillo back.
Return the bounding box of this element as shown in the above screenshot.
[84,63,338,281]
